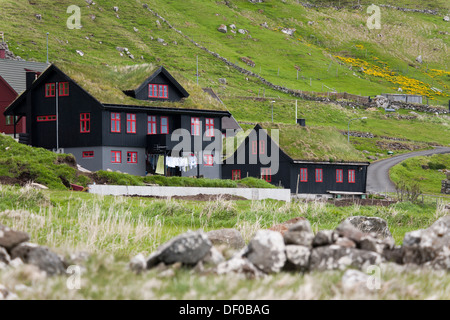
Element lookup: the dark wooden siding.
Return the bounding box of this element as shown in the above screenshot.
[222,125,368,194]
[29,71,103,149]
[222,128,292,188]
[290,163,368,194]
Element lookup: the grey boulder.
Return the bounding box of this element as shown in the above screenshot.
[10,243,66,276]
[0,225,30,251]
[344,216,394,242]
[310,245,382,271]
[207,229,245,249]
[245,230,286,274]
[402,215,450,268]
[284,245,310,271]
[283,220,314,247]
[146,230,212,268]
[313,230,338,247]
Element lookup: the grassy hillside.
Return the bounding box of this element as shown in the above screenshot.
[0,0,448,104]
[0,0,448,159]
[390,154,450,194]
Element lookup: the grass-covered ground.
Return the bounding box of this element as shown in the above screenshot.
[0,184,449,299]
[390,154,450,194]
[0,0,448,104]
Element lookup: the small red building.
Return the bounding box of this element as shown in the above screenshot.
[0,59,48,135]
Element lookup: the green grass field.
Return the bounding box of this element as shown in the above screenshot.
[390,154,450,194]
[0,0,448,104]
[0,184,449,299]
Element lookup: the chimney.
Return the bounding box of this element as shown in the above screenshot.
[297,118,306,127]
[25,70,38,90]
[0,48,5,59]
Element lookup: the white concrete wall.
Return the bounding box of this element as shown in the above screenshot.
[88,184,291,202]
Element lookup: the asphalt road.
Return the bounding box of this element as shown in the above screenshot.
[366,146,450,193]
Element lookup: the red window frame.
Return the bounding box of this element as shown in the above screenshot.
[252,141,258,155]
[259,140,265,155]
[111,151,121,163]
[159,85,168,99]
[148,84,168,98]
[127,151,138,164]
[80,113,90,133]
[45,83,55,97]
[148,84,158,98]
[59,82,69,96]
[315,168,323,183]
[336,169,343,183]
[111,113,121,133]
[203,154,214,166]
[348,170,356,183]
[232,170,241,181]
[205,118,215,137]
[126,114,136,134]
[300,168,308,182]
[191,117,200,136]
[261,168,272,182]
[37,115,56,122]
[147,116,157,135]
[82,151,94,158]
[160,116,169,134]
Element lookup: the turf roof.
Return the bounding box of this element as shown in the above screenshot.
[224,123,367,163]
[261,123,367,162]
[54,62,227,111]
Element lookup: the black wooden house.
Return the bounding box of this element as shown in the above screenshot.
[4,64,230,178]
[222,123,369,195]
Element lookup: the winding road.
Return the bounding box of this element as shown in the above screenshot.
[366,147,450,193]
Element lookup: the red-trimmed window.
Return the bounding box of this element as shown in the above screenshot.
[59,82,69,96]
[315,169,323,183]
[336,169,343,183]
[111,151,121,163]
[159,85,168,99]
[259,140,265,155]
[111,113,121,133]
[126,114,136,133]
[261,168,272,182]
[191,117,200,136]
[252,141,258,155]
[45,83,55,97]
[205,118,214,137]
[148,84,158,98]
[82,151,94,158]
[300,168,308,182]
[127,152,138,164]
[147,116,157,134]
[203,154,214,166]
[148,84,168,98]
[160,116,169,134]
[232,170,241,181]
[348,170,356,183]
[80,113,90,133]
[37,115,56,122]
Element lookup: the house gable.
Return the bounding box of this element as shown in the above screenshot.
[128,66,189,102]
[4,64,104,148]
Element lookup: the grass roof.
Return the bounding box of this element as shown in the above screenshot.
[262,123,367,162]
[54,62,227,111]
[224,123,367,163]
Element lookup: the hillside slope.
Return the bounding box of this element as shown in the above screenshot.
[0,0,448,104]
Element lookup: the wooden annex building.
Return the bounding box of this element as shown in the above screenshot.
[222,123,369,195]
